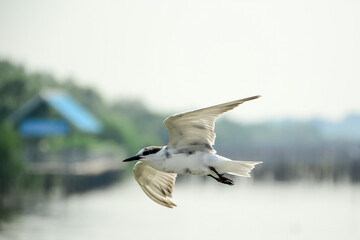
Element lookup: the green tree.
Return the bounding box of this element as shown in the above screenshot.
[0,122,23,194]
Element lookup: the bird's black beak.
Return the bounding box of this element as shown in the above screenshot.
[123,155,141,162]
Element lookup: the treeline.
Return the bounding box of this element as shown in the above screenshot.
[0,59,168,196]
[1,58,360,194]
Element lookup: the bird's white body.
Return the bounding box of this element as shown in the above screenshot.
[145,147,224,175]
[123,96,262,208]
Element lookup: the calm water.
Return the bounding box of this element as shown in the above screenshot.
[0,179,359,240]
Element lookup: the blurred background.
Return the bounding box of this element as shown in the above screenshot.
[0,0,359,239]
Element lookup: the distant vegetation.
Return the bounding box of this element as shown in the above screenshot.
[1,58,360,199]
[0,59,165,197]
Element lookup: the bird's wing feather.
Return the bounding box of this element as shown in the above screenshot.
[134,161,177,208]
[164,96,260,152]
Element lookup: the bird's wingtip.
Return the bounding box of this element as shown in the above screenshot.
[242,95,261,102]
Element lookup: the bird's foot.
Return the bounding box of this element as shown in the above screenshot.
[207,174,234,185]
[208,167,234,185]
[218,175,234,185]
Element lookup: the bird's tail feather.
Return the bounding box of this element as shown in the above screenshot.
[222,160,262,177]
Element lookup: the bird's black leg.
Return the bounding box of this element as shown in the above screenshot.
[208,167,234,185]
[207,174,218,181]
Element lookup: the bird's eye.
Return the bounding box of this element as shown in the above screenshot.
[143,150,149,156]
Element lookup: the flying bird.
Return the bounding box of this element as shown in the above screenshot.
[123,96,262,208]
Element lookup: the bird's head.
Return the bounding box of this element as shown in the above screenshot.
[122,146,163,162]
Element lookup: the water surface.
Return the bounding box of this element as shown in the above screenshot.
[0,179,359,240]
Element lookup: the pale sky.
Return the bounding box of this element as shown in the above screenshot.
[0,0,359,122]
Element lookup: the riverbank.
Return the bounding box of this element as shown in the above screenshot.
[0,159,126,223]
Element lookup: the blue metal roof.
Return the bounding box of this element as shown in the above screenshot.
[42,91,102,134]
[19,119,69,136]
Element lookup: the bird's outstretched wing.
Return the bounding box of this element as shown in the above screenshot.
[134,161,177,208]
[164,96,260,152]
